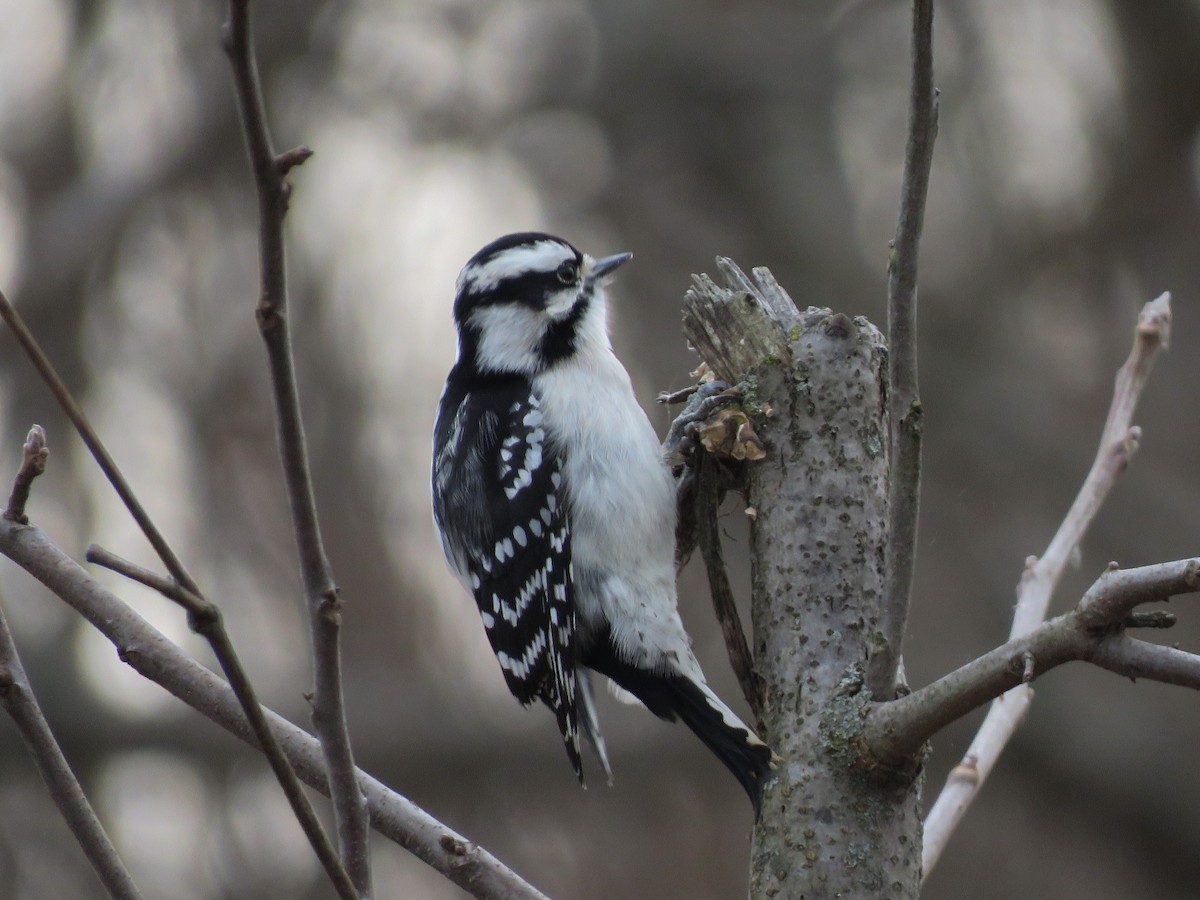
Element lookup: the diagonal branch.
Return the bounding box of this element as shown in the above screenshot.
[920,292,1173,877]
[0,300,359,896]
[1010,293,1171,639]
[0,604,144,900]
[222,1,369,892]
[872,0,939,699]
[0,518,549,900]
[0,284,355,896]
[0,288,196,592]
[86,545,357,900]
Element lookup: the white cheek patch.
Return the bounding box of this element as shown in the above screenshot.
[544,285,580,317]
[459,240,575,293]
[468,304,545,374]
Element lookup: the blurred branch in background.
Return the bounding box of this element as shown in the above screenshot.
[0,282,356,898]
[0,600,142,900]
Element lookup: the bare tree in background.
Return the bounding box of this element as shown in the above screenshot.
[0,1,1198,899]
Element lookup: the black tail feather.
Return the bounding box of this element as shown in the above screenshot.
[667,675,773,817]
[584,640,773,815]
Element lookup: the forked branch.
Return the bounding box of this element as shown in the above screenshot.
[918,292,1173,876]
[0,517,549,900]
[864,558,1200,766]
[0,400,356,898]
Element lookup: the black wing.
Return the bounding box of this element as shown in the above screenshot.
[433,374,581,778]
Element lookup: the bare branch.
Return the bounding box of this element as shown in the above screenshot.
[222,1,369,891]
[86,546,359,900]
[1077,558,1200,629]
[920,292,1172,876]
[86,546,211,615]
[0,569,141,898]
[864,557,1200,766]
[3,427,141,899]
[0,289,194,590]
[865,615,1084,765]
[694,453,763,716]
[873,0,939,699]
[0,286,354,894]
[3,425,48,524]
[1012,293,1171,640]
[0,519,549,900]
[276,145,315,176]
[1090,635,1200,690]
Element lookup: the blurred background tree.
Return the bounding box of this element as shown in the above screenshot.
[0,0,1197,897]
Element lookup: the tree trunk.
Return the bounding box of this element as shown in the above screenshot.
[684,263,923,899]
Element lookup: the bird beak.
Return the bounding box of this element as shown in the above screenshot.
[590,252,633,280]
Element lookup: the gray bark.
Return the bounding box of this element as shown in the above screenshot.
[684,262,923,899]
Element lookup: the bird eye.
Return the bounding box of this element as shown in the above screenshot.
[556,262,579,284]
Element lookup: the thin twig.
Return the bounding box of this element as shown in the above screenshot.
[86,545,358,900]
[694,453,763,716]
[4,425,48,524]
[0,519,549,900]
[222,2,369,891]
[873,0,939,699]
[0,447,142,899]
[1089,635,1200,690]
[1011,293,1171,639]
[863,557,1200,765]
[920,292,1172,877]
[1078,558,1200,628]
[0,288,194,590]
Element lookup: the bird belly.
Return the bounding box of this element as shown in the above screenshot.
[536,360,693,673]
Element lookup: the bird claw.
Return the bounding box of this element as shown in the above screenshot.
[664,380,742,467]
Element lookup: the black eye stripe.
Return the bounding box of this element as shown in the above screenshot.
[453,239,585,326]
[462,267,579,307]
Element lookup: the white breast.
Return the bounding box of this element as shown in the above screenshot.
[533,302,695,673]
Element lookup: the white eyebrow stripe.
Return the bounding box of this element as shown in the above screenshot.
[458,241,575,293]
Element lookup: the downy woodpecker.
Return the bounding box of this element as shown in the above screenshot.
[432,232,772,812]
